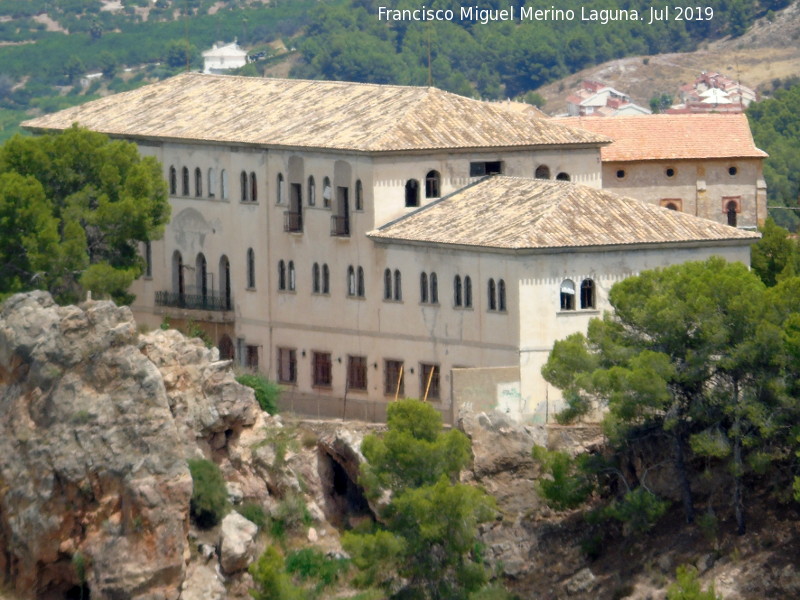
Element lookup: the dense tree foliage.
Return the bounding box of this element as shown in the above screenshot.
[750,218,800,286]
[290,0,790,99]
[748,83,800,231]
[542,258,800,535]
[0,126,169,304]
[343,399,498,599]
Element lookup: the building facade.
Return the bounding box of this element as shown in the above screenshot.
[24,73,759,422]
[552,114,768,229]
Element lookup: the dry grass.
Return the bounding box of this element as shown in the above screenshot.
[536,2,800,115]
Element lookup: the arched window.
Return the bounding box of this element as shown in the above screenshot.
[425,170,441,198]
[405,179,420,207]
[196,253,207,301]
[488,278,497,311]
[580,279,595,309]
[357,266,365,297]
[240,171,248,202]
[498,279,506,311]
[250,172,257,203]
[322,176,332,208]
[195,167,202,197]
[207,168,216,198]
[726,200,738,227]
[464,276,473,308]
[172,250,184,299]
[420,272,428,303]
[384,268,392,300]
[169,166,177,195]
[560,279,576,310]
[348,266,356,296]
[430,272,438,304]
[556,172,571,182]
[322,264,330,294]
[278,260,286,290]
[665,202,678,211]
[454,275,462,307]
[182,167,190,195]
[219,255,231,310]
[313,263,320,293]
[144,241,152,277]
[246,248,255,289]
[355,179,363,211]
[220,169,228,200]
[308,176,316,206]
[394,269,402,301]
[535,165,550,180]
[288,261,296,291]
[277,173,285,204]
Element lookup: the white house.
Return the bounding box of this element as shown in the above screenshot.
[202,41,248,74]
[23,73,759,423]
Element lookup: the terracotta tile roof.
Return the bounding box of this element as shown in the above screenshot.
[22,72,608,152]
[368,176,759,250]
[551,113,767,161]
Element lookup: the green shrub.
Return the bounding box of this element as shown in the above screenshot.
[667,565,721,600]
[236,502,267,531]
[188,458,228,528]
[236,373,280,414]
[249,546,309,600]
[603,487,669,535]
[531,445,594,510]
[285,547,349,589]
[269,493,311,541]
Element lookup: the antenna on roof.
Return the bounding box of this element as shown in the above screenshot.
[427,25,432,88]
[183,0,190,72]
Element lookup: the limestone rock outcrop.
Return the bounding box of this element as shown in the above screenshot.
[219,512,258,574]
[0,292,260,599]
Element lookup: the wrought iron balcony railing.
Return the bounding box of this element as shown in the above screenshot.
[283,211,303,233]
[155,286,232,311]
[330,215,350,237]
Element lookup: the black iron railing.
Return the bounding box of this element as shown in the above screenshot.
[330,215,350,237]
[155,287,232,311]
[284,211,303,233]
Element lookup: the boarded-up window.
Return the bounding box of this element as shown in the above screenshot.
[384,359,404,397]
[348,356,368,391]
[313,352,332,387]
[420,363,440,400]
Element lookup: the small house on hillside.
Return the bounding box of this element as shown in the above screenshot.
[202,41,247,74]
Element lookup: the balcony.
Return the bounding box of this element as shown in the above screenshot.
[155,286,232,312]
[330,215,350,237]
[283,211,303,233]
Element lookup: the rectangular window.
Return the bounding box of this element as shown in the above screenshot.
[312,351,332,388]
[347,355,368,391]
[246,345,259,370]
[420,363,440,400]
[469,161,503,177]
[144,241,152,278]
[277,347,297,384]
[384,359,404,397]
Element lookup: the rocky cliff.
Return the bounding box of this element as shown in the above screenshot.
[1,291,798,600]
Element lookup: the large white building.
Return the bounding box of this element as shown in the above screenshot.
[23,73,760,423]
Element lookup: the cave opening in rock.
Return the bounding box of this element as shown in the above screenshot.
[64,584,90,600]
[320,451,374,528]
